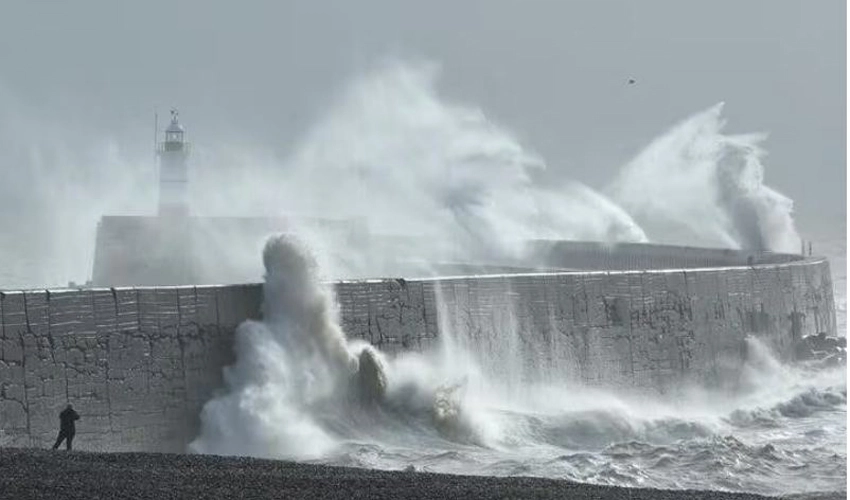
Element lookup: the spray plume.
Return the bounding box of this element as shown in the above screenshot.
[190,235,487,458]
[203,61,648,274]
[608,103,800,252]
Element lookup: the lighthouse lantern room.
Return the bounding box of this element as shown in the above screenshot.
[158,109,190,217]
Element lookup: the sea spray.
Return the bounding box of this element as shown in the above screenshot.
[190,235,359,459]
[190,235,490,459]
[0,88,154,287]
[272,62,647,269]
[609,103,800,253]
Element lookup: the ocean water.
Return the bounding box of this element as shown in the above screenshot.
[319,364,846,496]
[191,236,847,497]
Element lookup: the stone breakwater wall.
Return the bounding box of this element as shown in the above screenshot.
[0,257,835,453]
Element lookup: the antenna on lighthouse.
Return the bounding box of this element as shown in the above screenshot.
[153,111,158,162]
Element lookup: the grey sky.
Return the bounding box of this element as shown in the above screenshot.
[0,0,845,229]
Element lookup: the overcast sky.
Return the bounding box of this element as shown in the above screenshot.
[0,0,845,231]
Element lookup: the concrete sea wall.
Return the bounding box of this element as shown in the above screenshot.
[0,285,261,452]
[0,257,836,452]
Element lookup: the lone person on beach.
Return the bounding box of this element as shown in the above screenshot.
[52,404,80,451]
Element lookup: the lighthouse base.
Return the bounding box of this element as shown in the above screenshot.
[91,215,366,286]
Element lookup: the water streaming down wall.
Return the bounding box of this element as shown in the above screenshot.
[0,245,836,453]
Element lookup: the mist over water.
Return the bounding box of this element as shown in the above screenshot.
[192,236,846,495]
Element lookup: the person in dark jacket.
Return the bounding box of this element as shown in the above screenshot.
[52,404,80,450]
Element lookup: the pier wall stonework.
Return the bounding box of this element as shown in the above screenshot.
[0,258,835,452]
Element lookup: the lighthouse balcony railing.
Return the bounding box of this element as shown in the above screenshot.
[157,142,191,154]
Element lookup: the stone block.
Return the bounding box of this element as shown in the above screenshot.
[338,283,370,342]
[1,292,27,339]
[0,399,27,432]
[114,288,139,331]
[49,289,96,338]
[420,281,440,340]
[215,285,261,329]
[92,289,118,336]
[1,337,23,364]
[195,286,218,326]
[25,292,50,334]
[177,287,198,328]
[155,287,181,335]
[137,287,161,335]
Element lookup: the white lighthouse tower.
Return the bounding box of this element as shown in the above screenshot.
[158,109,190,217]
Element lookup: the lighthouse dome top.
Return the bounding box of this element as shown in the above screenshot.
[166,109,184,134]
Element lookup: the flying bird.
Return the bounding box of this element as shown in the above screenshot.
[628,78,636,85]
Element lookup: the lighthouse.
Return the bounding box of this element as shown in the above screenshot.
[158,109,190,217]
[91,107,366,286]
